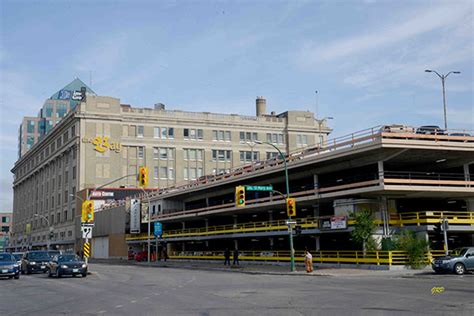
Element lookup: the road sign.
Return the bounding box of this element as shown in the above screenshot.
[82,226,93,239]
[285,220,297,225]
[81,223,94,227]
[245,185,273,191]
[154,222,163,237]
[83,242,91,258]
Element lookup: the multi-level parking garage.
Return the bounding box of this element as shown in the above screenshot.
[121,126,474,262]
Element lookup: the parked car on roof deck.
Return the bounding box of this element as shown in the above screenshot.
[416,125,446,135]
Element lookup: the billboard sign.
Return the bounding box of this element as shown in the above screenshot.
[154,222,162,237]
[330,216,347,229]
[130,199,141,234]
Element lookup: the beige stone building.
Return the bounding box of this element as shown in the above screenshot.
[11,94,331,251]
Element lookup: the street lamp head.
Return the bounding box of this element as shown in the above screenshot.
[326,116,334,120]
[254,140,263,144]
[453,71,461,74]
[33,214,39,217]
[425,69,433,73]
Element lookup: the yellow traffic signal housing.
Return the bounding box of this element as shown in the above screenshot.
[138,166,149,187]
[235,186,246,207]
[286,198,296,217]
[81,200,94,222]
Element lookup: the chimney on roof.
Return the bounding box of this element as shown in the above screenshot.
[256,96,266,116]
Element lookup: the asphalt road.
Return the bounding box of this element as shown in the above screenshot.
[1,264,473,315]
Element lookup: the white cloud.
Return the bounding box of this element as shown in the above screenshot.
[298,2,471,65]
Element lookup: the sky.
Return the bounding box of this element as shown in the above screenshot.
[0,0,473,212]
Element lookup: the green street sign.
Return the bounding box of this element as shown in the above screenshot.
[245,185,273,191]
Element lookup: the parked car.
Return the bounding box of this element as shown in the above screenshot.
[21,251,52,274]
[0,253,20,279]
[12,252,24,266]
[381,124,415,133]
[47,254,87,278]
[416,125,446,135]
[134,251,149,262]
[432,247,474,275]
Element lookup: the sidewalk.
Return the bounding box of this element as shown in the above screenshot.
[89,258,434,277]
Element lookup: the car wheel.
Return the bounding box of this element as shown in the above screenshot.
[14,274,20,280]
[454,263,466,275]
[82,273,87,278]
[56,269,61,278]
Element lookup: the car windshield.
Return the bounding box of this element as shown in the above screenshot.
[48,251,60,258]
[29,252,50,260]
[451,248,468,256]
[13,254,23,260]
[0,253,15,261]
[58,255,81,262]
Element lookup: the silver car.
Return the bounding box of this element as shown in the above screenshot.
[432,247,474,275]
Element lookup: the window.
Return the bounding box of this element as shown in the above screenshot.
[184,167,197,180]
[161,127,167,139]
[138,147,144,159]
[184,128,203,140]
[213,130,231,141]
[159,167,168,179]
[168,127,174,139]
[240,151,259,163]
[159,148,167,159]
[168,168,174,179]
[267,133,285,144]
[184,149,202,161]
[27,120,35,133]
[153,148,159,159]
[212,150,232,162]
[154,167,159,179]
[225,131,231,141]
[137,126,144,137]
[72,166,76,179]
[1,216,9,223]
[240,131,258,142]
[266,152,279,159]
[154,127,160,138]
[296,134,308,147]
[212,130,218,141]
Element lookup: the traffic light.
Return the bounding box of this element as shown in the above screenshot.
[81,200,94,223]
[235,186,246,207]
[286,198,296,217]
[138,167,149,187]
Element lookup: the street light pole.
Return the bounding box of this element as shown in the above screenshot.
[316,117,333,148]
[425,70,461,130]
[255,140,295,272]
[34,214,52,251]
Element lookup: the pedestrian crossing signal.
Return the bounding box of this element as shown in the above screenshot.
[138,167,148,187]
[286,198,296,217]
[81,200,94,223]
[235,186,246,207]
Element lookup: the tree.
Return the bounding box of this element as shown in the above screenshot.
[350,209,377,255]
[395,230,430,269]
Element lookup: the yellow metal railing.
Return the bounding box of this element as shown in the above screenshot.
[168,250,447,266]
[126,211,474,241]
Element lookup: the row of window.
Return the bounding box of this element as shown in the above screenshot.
[131,125,288,145]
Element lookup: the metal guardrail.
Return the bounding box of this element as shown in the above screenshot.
[167,250,447,266]
[126,211,474,241]
[95,125,473,214]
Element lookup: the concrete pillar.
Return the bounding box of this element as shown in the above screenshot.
[268,211,273,223]
[234,239,238,250]
[379,196,389,237]
[378,161,384,182]
[205,219,209,247]
[313,174,319,193]
[269,237,274,250]
[181,222,185,229]
[464,164,471,182]
[466,199,474,212]
[315,235,320,251]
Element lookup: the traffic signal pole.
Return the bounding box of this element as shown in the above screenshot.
[443,218,449,256]
[255,140,295,272]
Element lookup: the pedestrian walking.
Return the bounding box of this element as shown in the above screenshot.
[224,248,231,265]
[233,248,239,265]
[305,248,313,273]
[162,247,169,262]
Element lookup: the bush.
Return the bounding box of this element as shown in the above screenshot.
[395,230,429,269]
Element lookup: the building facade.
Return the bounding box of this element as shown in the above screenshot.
[0,213,12,252]
[11,93,331,251]
[18,78,95,158]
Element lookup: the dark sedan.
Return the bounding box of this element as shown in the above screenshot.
[48,254,87,278]
[21,251,52,274]
[0,253,20,279]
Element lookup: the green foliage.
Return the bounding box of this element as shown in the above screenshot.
[395,230,430,269]
[350,209,377,252]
